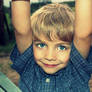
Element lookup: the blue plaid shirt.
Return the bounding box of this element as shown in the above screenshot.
[10,42,92,92]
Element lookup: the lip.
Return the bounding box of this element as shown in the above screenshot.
[43,63,59,68]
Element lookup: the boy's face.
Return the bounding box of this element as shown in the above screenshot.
[33,34,71,74]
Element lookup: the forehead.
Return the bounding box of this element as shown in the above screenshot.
[33,32,58,41]
[33,34,71,45]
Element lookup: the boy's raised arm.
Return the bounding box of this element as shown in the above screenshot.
[74,0,92,58]
[12,0,32,53]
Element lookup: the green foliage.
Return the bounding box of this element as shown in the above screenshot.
[0,41,15,53]
[0,64,3,70]
[31,2,51,14]
[62,1,75,7]
[5,13,11,27]
[31,1,75,14]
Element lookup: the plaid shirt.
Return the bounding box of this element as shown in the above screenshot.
[10,42,92,92]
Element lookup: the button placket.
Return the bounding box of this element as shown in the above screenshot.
[45,78,50,83]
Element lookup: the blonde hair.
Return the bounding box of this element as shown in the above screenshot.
[31,3,74,42]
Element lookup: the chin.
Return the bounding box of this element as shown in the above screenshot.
[43,69,58,75]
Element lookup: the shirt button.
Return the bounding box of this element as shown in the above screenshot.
[46,78,50,83]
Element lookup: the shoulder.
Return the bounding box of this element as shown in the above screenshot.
[87,46,92,62]
[10,43,33,61]
[70,42,88,69]
[10,43,34,74]
[70,42,92,74]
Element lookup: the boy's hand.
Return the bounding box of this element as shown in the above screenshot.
[74,0,92,58]
[12,0,32,53]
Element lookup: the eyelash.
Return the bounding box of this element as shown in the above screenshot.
[35,43,46,48]
[57,45,67,51]
[35,43,67,51]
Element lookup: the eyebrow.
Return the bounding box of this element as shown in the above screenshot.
[33,39,47,45]
[33,39,71,46]
[33,37,42,42]
[33,35,71,46]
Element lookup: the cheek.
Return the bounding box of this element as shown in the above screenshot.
[58,49,71,63]
[64,55,70,63]
[33,46,45,60]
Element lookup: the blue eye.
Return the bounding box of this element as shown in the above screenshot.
[36,43,46,48]
[57,45,66,50]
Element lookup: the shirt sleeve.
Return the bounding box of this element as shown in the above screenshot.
[10,44,34,74]
[86,46,92,73]
[70,42,92,75]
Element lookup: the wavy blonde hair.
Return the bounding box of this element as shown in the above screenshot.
[31,3,74,42]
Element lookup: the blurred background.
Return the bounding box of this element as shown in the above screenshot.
[0,0,92,91]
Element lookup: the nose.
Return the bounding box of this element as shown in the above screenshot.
[45,48,56,61]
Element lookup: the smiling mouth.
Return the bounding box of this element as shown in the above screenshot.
[42,63,59,68]
[39,60,63,68]
[44,64,58,68]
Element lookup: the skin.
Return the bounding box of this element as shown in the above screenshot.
[12,1,32,53]
[74,0,92,58]
[12,0,92,74]
[33,34,71,74]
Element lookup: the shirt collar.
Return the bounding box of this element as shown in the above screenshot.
[34,60,71,79]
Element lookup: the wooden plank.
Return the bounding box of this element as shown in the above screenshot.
[0,72,21,92]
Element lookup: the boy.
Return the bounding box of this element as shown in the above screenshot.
[10,0,92,92]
